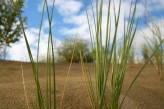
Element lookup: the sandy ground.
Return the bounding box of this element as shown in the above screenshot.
[0,60,164,109]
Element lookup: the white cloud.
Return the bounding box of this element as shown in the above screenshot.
[38,0,83,16]
[55,0,83,16]
[7,27,61,61]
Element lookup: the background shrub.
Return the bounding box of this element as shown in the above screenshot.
[57,38,93,63]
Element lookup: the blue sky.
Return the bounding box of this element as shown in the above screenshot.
[7,0,164,61]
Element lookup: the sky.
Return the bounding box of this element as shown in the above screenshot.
[7,0,164,62]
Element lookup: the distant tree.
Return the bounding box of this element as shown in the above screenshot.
[127,47,135,64]
[0,0,26,59]
[57,38,93,63]
[141,44,150,63]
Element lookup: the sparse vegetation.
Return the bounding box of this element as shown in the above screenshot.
[0,0,163,109]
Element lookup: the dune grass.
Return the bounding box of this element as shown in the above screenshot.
[82,0,139,108]
[12,0,56,108]
[150,24,164,80]
[21,62,30,109]
[82,0,164,109]
[142,23,164,80]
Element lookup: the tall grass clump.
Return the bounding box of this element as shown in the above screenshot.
[12,0,56,108]
[151,34,163,80]
[84,0,138,108]
[142,21,164,80]
[81,0,164,109]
